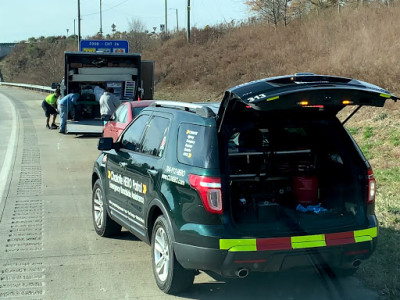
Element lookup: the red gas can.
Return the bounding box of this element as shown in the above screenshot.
[293,176,319,206]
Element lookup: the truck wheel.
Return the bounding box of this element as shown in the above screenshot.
[151,215,195,294]
[92,179,121,237]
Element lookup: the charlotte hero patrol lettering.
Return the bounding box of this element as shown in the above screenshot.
[108,170,146,204]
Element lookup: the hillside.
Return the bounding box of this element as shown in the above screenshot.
[143,5,400,104]
[1,4,400,298]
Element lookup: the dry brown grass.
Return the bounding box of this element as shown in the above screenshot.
[339,103,400,298]
[146,5,400,102]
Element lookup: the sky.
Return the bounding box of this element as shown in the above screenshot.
[0,0,251,43]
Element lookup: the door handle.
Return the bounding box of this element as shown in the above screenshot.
[147,168,158,176]
[119,162,127,168]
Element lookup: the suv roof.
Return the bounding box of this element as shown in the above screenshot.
[150,100,219,118]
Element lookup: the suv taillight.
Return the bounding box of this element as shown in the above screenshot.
[367,168,376,204]
[189,174,222,214]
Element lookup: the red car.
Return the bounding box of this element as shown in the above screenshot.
[103,100,155,142]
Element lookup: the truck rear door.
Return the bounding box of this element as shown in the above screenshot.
[141,61,154,100]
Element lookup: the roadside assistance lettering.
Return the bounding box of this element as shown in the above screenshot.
[183,129,198,159]
[108,170,146,204]
[109,200,144,224]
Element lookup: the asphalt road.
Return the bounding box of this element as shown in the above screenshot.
[0,86,379,300]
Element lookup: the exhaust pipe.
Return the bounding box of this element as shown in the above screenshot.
[235,268,249,278]
[352,259,361,268]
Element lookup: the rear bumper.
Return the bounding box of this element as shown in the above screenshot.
[174,238,377,277]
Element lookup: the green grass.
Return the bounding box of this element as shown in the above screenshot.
[363,126,374,140]
[374,112,388,121]
[355,146,400,299]
[375,168,400,184]
[346,127,360,135]
[389,130,400,147]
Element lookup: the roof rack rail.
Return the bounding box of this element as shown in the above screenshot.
[151,100,216,118]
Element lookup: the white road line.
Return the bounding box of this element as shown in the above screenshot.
[0,93,18,205]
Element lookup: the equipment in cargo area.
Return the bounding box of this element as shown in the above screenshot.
[56,51,154,134]
[227,119,358,232]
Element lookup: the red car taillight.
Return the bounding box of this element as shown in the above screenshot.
[189,174,222,214]
[367,168,376,204]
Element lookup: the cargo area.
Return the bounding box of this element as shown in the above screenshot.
[223,112,368,235]
[58,51,154,134]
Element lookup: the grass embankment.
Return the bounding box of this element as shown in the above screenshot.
[341,104,400,299]
[148,5,400,102]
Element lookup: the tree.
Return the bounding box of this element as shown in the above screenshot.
[246,0,293,27]
[128,18,146,33]
[127,18,151,53]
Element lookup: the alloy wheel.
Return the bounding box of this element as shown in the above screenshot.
[153,226,170,282]
[93,187,104,229]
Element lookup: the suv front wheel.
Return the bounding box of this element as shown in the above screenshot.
[92,179,122,237]
[151,215,195,294]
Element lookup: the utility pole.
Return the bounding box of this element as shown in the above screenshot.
[99,0,103,35]
[165,0,168,33]
[175,8,178,32]
[78,0,81,50]
[187,0,190,42]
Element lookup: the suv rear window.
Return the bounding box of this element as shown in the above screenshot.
[177,123,219,169]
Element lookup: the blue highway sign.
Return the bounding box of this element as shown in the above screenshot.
[80,40,129,53]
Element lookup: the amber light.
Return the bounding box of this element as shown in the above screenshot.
[342,100,353,105]
[298,100,309,106]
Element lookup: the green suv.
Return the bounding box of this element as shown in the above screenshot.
[91,74,398,294]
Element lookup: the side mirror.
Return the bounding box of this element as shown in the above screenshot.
[98,137,114,151]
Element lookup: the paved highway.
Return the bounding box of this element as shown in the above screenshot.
[0,86,379,299]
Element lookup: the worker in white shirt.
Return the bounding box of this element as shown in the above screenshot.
[99,87,120,122]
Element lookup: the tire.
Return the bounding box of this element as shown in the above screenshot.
[92,179,121,237]
[151,215,195,294]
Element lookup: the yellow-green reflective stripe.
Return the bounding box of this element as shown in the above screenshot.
[219,227,377,252]
[220,239,256,251]
[228,245,258,252]
[380,93,391,98]
[354,227,377,243]
[291,234,326,249]
[267,96,279,102]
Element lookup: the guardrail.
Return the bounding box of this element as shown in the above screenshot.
[0,82,54,93]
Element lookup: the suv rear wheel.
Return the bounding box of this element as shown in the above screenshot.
[151,215,195,294]
[92,179,121,237]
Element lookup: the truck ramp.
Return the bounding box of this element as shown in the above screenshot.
[66,119,104,135]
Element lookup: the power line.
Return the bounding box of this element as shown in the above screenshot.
[81,0,129,17]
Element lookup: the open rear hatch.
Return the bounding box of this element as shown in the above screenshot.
[217,74,397,236]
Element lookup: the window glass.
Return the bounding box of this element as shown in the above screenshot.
[116,105,128,123]
[121,114,150,151]
[131,107,145,118]
[141,116,169,157]
[111,105,124,121]
[177,123,219,169]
